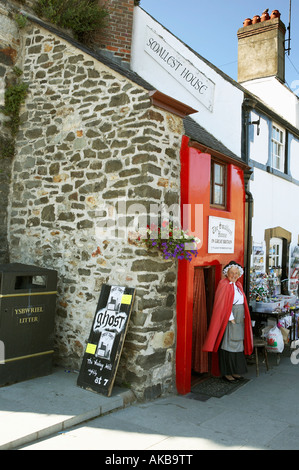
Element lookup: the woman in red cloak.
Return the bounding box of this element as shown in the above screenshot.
[202,261,253,383]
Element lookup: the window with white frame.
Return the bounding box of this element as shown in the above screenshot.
[269,237,282,268]
[271,123,285,172]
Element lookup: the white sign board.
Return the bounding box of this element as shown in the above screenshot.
[208,216,235,253]
[145,27,215,112]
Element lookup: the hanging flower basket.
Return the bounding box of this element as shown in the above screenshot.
[142,221,200,262]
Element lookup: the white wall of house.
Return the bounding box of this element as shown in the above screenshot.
[248,110,270,166]
[248,103,299,281]
[290,136,299,180]
[250,168,299,245]
[131,7,244,157]
[242,77,299,129]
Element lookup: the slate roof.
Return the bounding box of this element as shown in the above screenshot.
[183,116,245,163]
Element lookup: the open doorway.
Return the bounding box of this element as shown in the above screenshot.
[265,227,291,295]
[191,266,216,385]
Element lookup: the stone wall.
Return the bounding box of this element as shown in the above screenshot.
[0,2,21,263]
[0,2,184,400]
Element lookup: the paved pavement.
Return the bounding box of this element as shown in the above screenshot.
[0,367,136,450]
[1,348,299,451]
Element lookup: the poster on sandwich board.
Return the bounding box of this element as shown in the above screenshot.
[77,284,135,396]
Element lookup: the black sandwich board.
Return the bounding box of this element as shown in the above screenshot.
[77,284,135,396]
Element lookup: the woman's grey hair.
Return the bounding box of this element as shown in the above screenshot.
[223,261,244,277]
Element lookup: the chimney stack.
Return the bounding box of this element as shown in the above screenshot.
[237,9,286,83]
[93,0,135,67]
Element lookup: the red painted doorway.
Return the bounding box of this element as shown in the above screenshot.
[176,261,221,395]
[176,136,247,394]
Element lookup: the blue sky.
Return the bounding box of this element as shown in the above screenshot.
[139,1,299,95]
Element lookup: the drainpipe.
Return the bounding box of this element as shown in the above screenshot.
[242,99,255,299]
[244,172,253,299]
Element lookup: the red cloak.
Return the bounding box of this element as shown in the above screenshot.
[202,278,253,376]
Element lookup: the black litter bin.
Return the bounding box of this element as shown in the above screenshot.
[0,263,57,386]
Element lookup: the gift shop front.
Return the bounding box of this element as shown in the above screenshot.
[237,11,299,355]
[176,125,250,395]
[249,229,299,354]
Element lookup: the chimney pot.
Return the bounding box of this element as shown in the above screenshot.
[243,18,252,27]
[252,15,260,24]
[270,10,281,19]
[261,12,270,22]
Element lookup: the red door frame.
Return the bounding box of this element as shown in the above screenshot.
[176,259,193,394]
[176,136,246,395]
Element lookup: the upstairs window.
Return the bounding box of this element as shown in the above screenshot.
[271,123,285,172]
[210,159,227,209]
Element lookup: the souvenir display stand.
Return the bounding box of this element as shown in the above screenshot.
[249,265,299,360]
